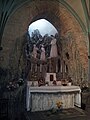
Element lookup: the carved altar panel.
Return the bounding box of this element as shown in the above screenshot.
[26,84,81,112]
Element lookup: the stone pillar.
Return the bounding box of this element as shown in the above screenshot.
[49,59,51,72]
[40,64,42,72]
[42,64,47,78]
[49,58,57,73]
[37,64,40,79]
[62,60,65,78]
[56,58,58,73]
[31,63,36,73]
[81,0,90,83]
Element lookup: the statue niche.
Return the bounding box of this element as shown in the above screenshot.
[25,30,69,86]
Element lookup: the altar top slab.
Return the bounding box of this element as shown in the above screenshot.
[27,85,81,93]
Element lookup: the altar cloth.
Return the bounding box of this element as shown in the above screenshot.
[28,85,81,93]
[26,82,81,111]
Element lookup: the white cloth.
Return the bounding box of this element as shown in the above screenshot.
[26,83,31,111]
[26,84,81,111]
[74,90,81,107]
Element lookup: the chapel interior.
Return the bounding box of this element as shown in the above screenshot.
[0,0,90,120]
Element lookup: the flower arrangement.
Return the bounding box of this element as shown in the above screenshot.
[56,100,63,109]
[81,83,89,92]
[38,78,45,87]
[53,80,57,85]
[45,81,49,86]
[6,78,24,91]
[68,77,72,82]
[61,79,67,86]
[6,81,19,91]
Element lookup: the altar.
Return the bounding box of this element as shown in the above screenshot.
[26,82,81,112]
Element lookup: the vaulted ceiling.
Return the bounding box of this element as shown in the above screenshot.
[0,0,89,47]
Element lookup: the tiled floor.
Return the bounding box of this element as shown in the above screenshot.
[0,107,89,120]
[25,107,89,120]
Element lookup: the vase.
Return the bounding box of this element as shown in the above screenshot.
[68,82,71,86]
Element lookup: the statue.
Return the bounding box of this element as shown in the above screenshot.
[32,44,38,59]
[40,45,46,73]
[40,45,46,61]
[50,36,58,58]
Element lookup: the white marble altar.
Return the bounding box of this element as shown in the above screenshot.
[26,82,81,112]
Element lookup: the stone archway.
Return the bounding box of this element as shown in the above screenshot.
[1,0,88,85]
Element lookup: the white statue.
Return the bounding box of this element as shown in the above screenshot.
[40,45,46,61]
[32,44,38,58]
[50,36,58,58]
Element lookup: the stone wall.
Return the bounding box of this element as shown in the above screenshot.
[0,0,88,85]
